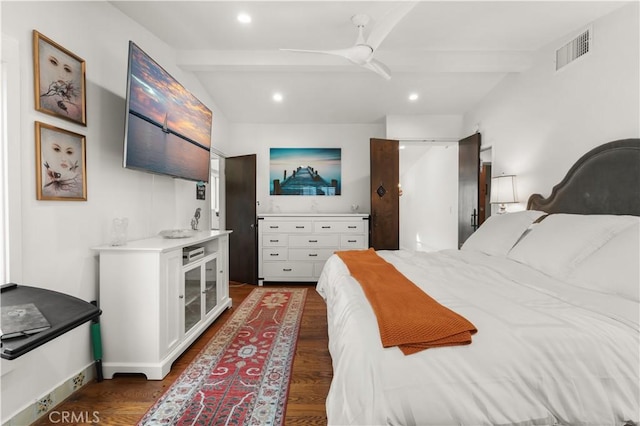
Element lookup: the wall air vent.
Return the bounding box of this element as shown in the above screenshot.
[556,27,591,71]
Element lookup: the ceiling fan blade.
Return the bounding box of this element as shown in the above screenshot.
[280,47,353,59]
[363,59,392,80]
[366,1,418,51]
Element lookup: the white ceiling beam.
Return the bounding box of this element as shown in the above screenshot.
[176,49,533,73]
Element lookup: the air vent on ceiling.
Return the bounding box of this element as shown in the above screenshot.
[556,27,591,71]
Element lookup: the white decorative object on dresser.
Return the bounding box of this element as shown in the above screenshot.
[93,230,232,380]
[258,214,369,285]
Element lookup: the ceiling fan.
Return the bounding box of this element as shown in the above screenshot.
[280,2,417,80]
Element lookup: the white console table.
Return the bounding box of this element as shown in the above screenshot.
[258,214,369,285]
[93,230,232,380]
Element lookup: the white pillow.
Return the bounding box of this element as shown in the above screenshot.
[564,221,639,301]
[507,214,638,278]
[461,210,546,256]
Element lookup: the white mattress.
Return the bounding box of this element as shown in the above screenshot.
[316,249,640,425]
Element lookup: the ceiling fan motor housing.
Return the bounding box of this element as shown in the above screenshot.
[348,45,375,64]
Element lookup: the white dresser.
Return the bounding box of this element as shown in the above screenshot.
[258,214,369,285]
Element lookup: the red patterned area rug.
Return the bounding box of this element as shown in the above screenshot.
[138,287,307,426]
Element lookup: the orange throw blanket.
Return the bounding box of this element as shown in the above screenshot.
[336,248,477,355]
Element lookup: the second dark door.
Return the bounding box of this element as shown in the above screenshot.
[458,133,481,248]
[225,154,257,284]
[370,138,400,250]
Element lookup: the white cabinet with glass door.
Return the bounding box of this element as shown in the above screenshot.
[93,231,231,380]
[182,253,219,335]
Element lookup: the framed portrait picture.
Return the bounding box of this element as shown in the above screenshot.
[35,121,87,201]
[33,30,86,126]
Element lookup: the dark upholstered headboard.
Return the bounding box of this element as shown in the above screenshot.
[527,139,640,216]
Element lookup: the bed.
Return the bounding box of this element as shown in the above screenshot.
[316,139,640,426]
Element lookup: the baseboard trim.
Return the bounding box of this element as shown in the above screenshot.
[3,363,96,426]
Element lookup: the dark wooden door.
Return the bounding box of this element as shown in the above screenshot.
[458,133,481,248]
[479,163,492,225]
[370,138,399,250]
[225,154,257,284]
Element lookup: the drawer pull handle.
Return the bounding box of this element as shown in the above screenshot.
[270,253,279,257]
[295,226,305,229]
[283,268,292,272]
[321,226,331,229]
[309,239,318,243]
[308,253,318,257]
[348,226,357,229]
[269,226,279,229]
[269,239,279,243]
[348,240,357,243]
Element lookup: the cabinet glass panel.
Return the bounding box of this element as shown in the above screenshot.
[184,265,202,333]
[204,257,217,315]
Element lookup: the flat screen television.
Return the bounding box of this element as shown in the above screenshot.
[123,41,212,183]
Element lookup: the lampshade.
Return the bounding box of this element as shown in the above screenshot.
[490,175,517,204]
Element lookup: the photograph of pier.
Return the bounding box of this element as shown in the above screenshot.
[269,148,341,196]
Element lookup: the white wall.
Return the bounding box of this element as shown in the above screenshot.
[386,115,464,251]
[462,2,640,209]
[228,123,384,215]
[399,143,459,251]
[386,114,463,142]
[0,2,229,422]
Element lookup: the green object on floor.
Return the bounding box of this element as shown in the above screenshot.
[90,322,102,359]
[90,321,103,382]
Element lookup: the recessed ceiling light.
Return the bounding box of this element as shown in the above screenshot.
[409,93,419,101]
[273,93,283,102]
[237,13,252,24]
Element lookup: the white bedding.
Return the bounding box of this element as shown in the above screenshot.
[317,249,639,425]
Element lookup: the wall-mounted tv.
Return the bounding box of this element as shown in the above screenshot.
[123,41,211,183]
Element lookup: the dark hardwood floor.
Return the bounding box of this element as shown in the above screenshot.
[31,283,331,425]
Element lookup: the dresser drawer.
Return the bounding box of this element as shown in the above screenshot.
[263,262,313,278]
[263,247,288,260]
[289,234,340,247]
[314,221,364,233]
[289,248,335,261]
[262,221,312,233]
[263,234,288,247]
[340,234,367,248]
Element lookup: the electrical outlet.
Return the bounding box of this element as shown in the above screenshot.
[72,372,85,390]
[36,394,53,415]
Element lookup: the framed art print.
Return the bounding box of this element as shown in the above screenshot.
[35,121,87,201]
[33,30,87,126]
[269,148,341,195]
